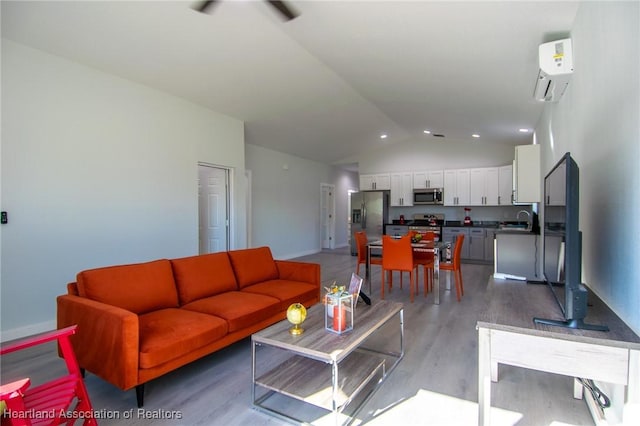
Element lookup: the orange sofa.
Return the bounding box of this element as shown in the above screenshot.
[57,247,320,407]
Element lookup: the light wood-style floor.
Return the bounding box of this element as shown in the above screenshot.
[1,248,595,425]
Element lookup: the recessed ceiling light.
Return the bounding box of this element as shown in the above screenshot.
[423,130,431,134]
[519,128,531,133]
[380,134,388,139]
[472,134,480,138]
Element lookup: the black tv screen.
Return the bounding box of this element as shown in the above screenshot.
[536,152,608,331]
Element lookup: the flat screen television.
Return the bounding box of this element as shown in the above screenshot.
[533,152,608,331]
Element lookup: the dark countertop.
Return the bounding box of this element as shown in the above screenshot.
[443,221,499,228]
[387,221,538,232]
[494,229,537,235]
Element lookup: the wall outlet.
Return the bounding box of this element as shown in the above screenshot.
[1,211,7,224]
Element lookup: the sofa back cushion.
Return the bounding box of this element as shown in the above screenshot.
[171,252,238,305]
[77,259,178,314]
[228,247,279,289]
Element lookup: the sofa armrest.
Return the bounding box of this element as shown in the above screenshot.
[57,294,140,390]
[275,260,321,295]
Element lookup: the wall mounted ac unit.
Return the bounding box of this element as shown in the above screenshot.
[533,38,573,102]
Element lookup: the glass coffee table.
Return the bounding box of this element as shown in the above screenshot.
[251,300,404,425]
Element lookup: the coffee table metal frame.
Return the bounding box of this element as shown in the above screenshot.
[251,300,404,425]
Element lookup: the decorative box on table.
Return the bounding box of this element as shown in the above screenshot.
[324,289,354,334]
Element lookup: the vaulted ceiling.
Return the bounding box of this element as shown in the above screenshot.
[1,1,579,167]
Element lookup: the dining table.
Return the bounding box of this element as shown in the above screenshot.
[366,239,447,305]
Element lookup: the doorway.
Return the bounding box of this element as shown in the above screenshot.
[320,184,335,249]
[198,164,230,254]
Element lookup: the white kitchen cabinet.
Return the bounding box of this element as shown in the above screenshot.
[469,167,500,206]
[498,165,513,205]
[513,144,541,203]
[444,169,470,206]
[412,170,444,190]
[390,172,413,206]
[359,173,391,191]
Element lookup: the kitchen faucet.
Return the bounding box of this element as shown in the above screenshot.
[517,210,531,228]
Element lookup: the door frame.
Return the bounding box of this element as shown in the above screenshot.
[320,183,336,249]
[198,162,232,254]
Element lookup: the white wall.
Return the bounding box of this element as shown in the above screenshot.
[331,167,359,248]
[1,40,246,339]
[536,1,640,334]
[357,137,517,174]
[245,144,333,259]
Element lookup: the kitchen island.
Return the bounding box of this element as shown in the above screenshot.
[494,231,541,281]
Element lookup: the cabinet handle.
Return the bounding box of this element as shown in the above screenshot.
[498,195,501,205]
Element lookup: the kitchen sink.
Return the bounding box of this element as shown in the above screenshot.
[499,225,530,231]
[498,221,530,231]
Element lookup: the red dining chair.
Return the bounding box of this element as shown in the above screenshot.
[412,231,436,296]
[381,235,419,302]
[0,325,97,426]
[354,231,383,277]
[440,235,465,302]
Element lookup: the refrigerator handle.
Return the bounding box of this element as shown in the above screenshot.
[362,203,367,229]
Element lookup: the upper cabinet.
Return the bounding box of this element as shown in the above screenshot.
[498,165,513,205]
[469,167,497,206]
[444,169,470,206]
[412,170,444,189]
[390,172,414,206]
[513,145,541,204]
[360,162,514,207]
[359,173,391,191]
[469,166,512,206]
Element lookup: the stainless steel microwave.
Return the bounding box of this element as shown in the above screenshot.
[413,188,444,205]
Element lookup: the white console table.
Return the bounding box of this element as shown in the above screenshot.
[477,278,640,425]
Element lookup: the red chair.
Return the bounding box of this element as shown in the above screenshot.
[440,235,465,302]
[381,235,419,302]
[0,325,97,426]
[354,231,383,277]
[411,231,435,296]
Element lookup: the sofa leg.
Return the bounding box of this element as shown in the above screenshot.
[136,384,145,408]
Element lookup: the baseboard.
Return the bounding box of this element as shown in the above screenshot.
[1,319,56,343]
[279,248,322,260]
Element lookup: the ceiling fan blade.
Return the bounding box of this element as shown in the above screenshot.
[266,1,299,21]
[193,1,217,14]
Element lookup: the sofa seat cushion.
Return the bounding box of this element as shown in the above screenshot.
[138,308,228,369]
[181,291,280,333]
[171,252,238,305]
[77,259,178,315]
[241,279,318,310]
[228,247,279,289]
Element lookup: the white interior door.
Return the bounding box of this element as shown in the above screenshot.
[198,164,229,254]
[321,184,335,249]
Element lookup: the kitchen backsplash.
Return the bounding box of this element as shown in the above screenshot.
[390,205,532,223]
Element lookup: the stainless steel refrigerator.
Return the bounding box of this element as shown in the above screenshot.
[350,191,390,255]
